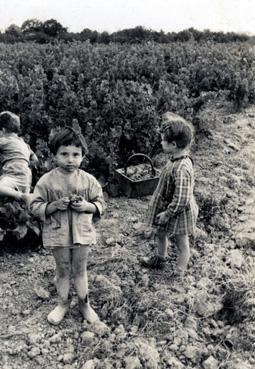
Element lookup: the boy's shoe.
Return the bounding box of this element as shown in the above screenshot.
[47,303,69,325]
[140,255,167,270]
[78,299,100,324]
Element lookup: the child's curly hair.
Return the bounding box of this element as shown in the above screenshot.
[48,127,88,155]
[0,111,20,133]
[160,112,194,149]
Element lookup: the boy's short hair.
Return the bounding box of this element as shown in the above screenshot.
[160,112,194,149]
[48,127,88,155]
[0,111,20,133]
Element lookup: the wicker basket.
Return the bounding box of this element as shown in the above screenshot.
[114,153,160,198]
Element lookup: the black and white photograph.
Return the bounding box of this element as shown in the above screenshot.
[0,0,255,368]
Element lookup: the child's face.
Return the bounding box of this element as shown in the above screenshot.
[161,134,176,154]
[55,145,83,173]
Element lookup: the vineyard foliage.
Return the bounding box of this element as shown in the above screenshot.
[0,41,255,172]
[0,40,255,240]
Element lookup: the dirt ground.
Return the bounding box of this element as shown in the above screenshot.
[0,105,255,369]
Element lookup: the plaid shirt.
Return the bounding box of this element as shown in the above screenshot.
[148,156,198,236]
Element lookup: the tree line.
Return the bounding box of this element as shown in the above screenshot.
[0,18,250,44]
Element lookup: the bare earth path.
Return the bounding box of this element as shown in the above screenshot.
[0,105,255,369]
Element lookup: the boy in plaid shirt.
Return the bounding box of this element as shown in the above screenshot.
[140,112,198,277]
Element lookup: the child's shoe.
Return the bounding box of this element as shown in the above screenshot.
[47,302,69,325]
[78,298,100,323]
[140,255,167,270]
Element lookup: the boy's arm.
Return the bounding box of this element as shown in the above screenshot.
[29,179,49,222]
[30,180,70,218]
[88,176,106,217]
[164,168,192,218]
[45,198,70,215]
[45,202,58,216]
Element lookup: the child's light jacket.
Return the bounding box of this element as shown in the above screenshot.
[30,168,105,247]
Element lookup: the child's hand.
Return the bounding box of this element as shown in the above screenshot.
[54,197,70,211]
[156,211,169,225]
[30,161,39,171]
[143,227,156,239]
[70,196,92,213]
[30,153,39,169]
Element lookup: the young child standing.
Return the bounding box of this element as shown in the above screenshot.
[30,128,105,325]
[140,112,198,277]
[0,111,38,201]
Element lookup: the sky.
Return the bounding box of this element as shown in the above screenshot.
[0,0,255,35]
